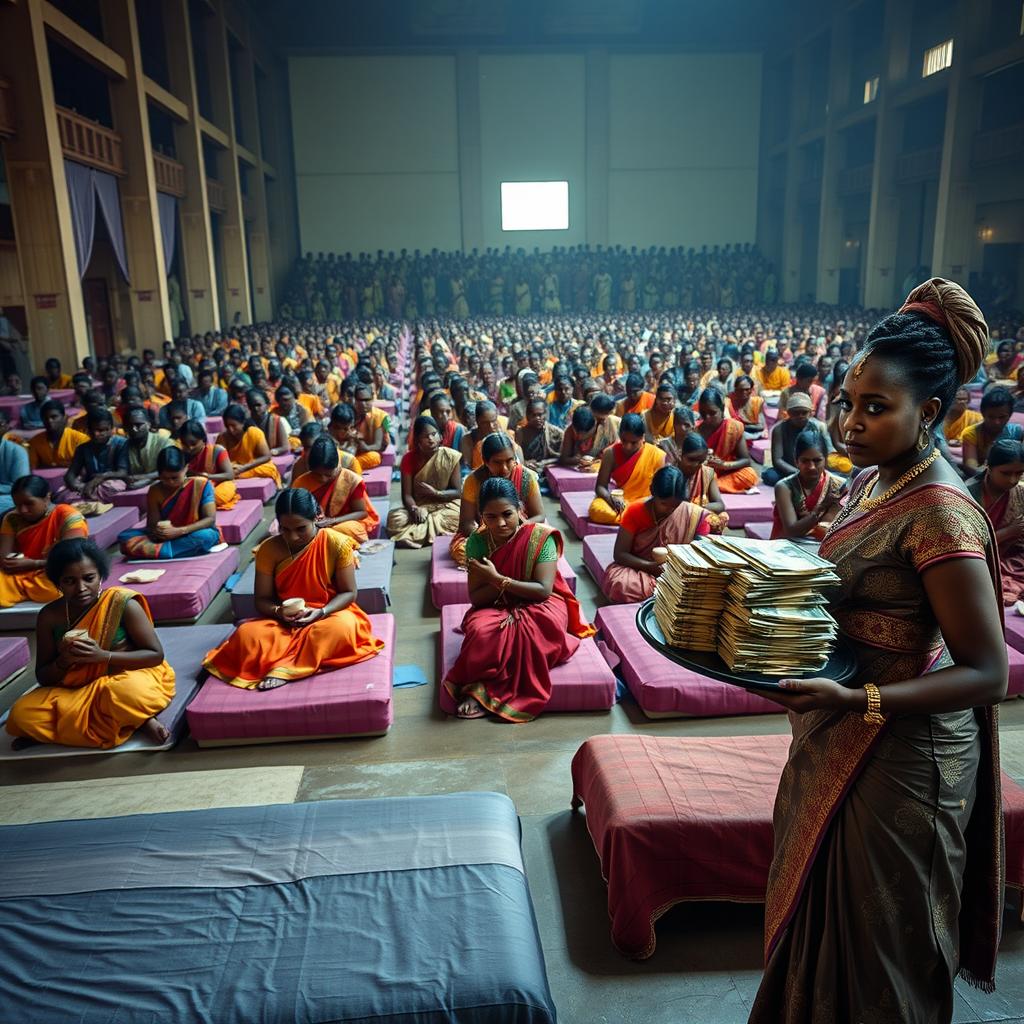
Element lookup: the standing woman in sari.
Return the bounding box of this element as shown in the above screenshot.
[178,418,239,510]
[443,477,594,722]
[770,429,846,540]
[588,413,666,525]
[749,279,1006,1023]
[117,446,220,559]
[450,432,544,568]
[603,465,709,603]
[387,415,461,549]
[967,437,1024,605]
[6,538,175,749]
[292,435,378,545]
[203,488,383,691]
[0,475,87,607]
[665,432,729,533]
[216,404,282,487]
[696,388,758,493]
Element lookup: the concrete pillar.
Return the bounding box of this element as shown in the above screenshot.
[260,67,300,308]
[455,50,483,253]
[779,53,805,303]
[0,0,89,372]
[100,0,172,348]
[584,49,610,248]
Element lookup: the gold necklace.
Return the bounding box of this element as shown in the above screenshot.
[832,448,940,527]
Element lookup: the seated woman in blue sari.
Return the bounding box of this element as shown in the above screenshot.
[117,446,220,559]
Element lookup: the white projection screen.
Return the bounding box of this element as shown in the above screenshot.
[500,181,570,231]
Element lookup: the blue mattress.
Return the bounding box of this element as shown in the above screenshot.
[0,793,557,1024]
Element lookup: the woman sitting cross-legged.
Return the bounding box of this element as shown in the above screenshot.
[0,475,88,608]
[387,414,461,549]
[665,432,729,533]
[443,476,594,722]
[292,435,378,545]
[696,387,759,492]
[588,412,666,525]
[202,488,384,691]
[117,446,220,559]
[771,429,847,541]
[449,431,544,567]
[178,418,239,510]
[603,465,710,603]
[967,437,1024,605]
[215,403,282,487]
[5,538,175,749]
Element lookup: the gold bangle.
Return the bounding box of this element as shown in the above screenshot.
[863,683,884,725]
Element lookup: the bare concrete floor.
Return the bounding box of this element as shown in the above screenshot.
[2,484,1024,1022]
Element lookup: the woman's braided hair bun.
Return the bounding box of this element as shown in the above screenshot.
[900,277,988,386]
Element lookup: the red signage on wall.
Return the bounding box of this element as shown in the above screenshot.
[136,291,153,302]
[34,293,58,309]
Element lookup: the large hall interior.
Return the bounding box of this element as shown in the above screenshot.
[2,0,1024,1021]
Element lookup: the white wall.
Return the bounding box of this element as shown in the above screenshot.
[288,55,462,254]
[289,52,762,253]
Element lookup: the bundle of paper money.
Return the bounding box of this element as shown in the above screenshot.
[653,536,840,674]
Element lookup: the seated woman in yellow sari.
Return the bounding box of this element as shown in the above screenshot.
[246,388,292,458]
[589,413,666,525]
[0,475,87,607]
[6,538,174,749]
[216,403,282,487]
[387,414,461,549]
[460,400,513,470]
[352,382,391,469]
[666,432,729,532]
[696,388,759,493]
[117,446,220,559]
[443,477,594,722]
[451,432,544,567]
[967,438,1024,605]
[178,418,239,510]
[641,383,676,442]
[942,386,982,447]
[771,429,847,540]
[604,465,709,603]
[728,375,766,439]
[292,435,378,545]
[203,488,383,691]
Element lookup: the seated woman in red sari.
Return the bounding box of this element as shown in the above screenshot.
[588,413,666,525]
[967,437,1024,605]
[6,538,175,749]
[117,446,220,559]
[450,432,544,568]
[604,465,709,603]
[696,388,759,493]
[292,435,378,545]
[0,475,87,607]
[178,418,239,510]
[444,476,594,722]
[203,488,383,691]
[770,429,847,540]
[666,432,729,533]
[728,374,766,439]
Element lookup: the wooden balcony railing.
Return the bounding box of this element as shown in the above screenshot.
[206,177,226,213]
[56,106,124,175]
[893,147,941,184]
[972,123,1024,167]
[0,79,14,138]
[153,153,185,197]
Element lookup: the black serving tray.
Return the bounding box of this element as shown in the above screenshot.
[635,598,859,692]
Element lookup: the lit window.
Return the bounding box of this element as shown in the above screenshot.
[500,181,569,231]
[863,76,879,104]
[922,39,953,77]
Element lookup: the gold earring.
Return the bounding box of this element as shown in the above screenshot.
[917,422,931,452]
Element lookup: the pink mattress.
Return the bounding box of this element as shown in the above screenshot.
[235,476,277,503]
[570,734,790,958]
[559,491,617,539]
[1005,609,1024,655]
[743,521,773,540]
[381,443,396,468]
[110,486,150,512]
[720,488,774,527]
[216,499,263,544]
[186,613,395,744]
[595,604,783,718]
[429,536,576,609]
[271,453,294,482]
[582,534,615,591]
[545,465,598,498]
[1009,645,1024,697]
[438,603,615,713]
[89,506,141,549]
[204,416,224,435]
[763,404,780,426]
[0,636,30,682]
[109,546,239,622]
[34,467,66,495]
[362,464,391,497]
[750,438,770,464]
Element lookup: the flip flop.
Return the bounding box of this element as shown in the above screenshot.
[456,702,486,719]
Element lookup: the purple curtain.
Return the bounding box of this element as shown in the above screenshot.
[156,192,177,273]
[92,169,129,282]
[63,159,96,278]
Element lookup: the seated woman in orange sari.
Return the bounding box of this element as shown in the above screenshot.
[696,388,759,492]
[443,476,594,722]
[292,435,378,545]
[728,374,766,438]
[967,437,1024,605]
[451,432,544,568]
[216,403,282,486]
[6,538,174,749]
[641,383,676,442]
[771,429,846,540]
[203,488,383,691]
[178,418,239,510]
[604,465,710,603]
[0,475,87,607]
[589,413,666,525]
[666,432,729,533]
[117,446,220,559]
[300,421,362,480]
